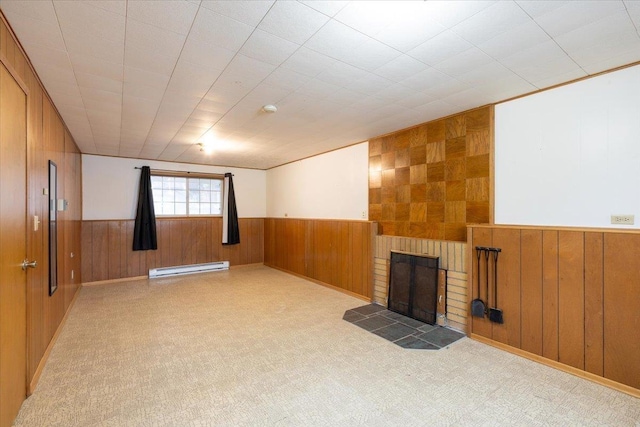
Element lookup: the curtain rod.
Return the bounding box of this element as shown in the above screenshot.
[134,167,233,176]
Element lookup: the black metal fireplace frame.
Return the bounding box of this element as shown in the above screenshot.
[388,251,439,325]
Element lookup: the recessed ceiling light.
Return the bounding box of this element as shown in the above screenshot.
[262,104,277,113]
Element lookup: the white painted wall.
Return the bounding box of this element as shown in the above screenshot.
[495,64,640,229]
[82,155,266,220]
[266,142,369,220]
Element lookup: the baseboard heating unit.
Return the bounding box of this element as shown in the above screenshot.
[149,261,229,278]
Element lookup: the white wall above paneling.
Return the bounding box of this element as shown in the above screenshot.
[266,142,369,220]
[495,63,640,229]
[82,155,266,220]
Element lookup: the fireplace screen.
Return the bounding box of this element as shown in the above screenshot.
[388,251,439,325]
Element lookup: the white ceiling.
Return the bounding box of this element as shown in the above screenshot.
[1,1,639,169]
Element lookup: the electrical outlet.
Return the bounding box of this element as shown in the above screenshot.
[611,215,634,225]
[361,211,366,219]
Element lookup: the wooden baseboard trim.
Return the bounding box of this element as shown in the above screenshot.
[230,263,264,269]
[264,263,371,303]
[28,288,81,395]
[82,275,148,286]
[470,333,640,399]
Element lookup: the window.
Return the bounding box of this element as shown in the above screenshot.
[151,174,223,216]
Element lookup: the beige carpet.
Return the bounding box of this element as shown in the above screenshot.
[15,265,640,426]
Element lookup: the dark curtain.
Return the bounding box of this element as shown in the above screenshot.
[133,166,157,251]
[222,172,240,245]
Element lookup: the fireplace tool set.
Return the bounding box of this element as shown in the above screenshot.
[471,246,503,324]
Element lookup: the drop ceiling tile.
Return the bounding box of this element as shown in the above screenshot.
[0,0,58,24]
[85,0,126,16]
[280,47,336,77]
[374,7,446,53]
[582,50,640,75]
[334,1,402,37]
[298,1,348,17]
[75,71,122,94]
[124,66,170,89]
[452,1,531,45]
[424,0,497,27]
[122,95,159,117]
[478,20,551,60]
[305,20,370,62]
[21,43,71,70]
[319,87,362,106]
[375,83,416,102]
[341,38,401,71]
[262,67,312,91]
[190,109,222,123]
[160,91,201,112]
[241,83,291,106]
[49,89,85,108]
[124,44,178,77]
[411,99,460,120]
[394,91,437,109]
[81,86,122,105]
[515,1,569,17]
[294,78,341,100]
[179,36,236,72]
[127,0,198,35]
[166,60,219,97]
[433,48,494,77]
[408,30,473,66]
[456,61,514,87]
[239,29,300,66]
[373,54,429,83]
[568,32,640,71]
[348,73,394,95]
[422,78,472,99]
[54,0,125,44]
[64,31,125,65]
[530,0,626,37]
[123,81,165,104]
[258,1,329,45]
[72,54,124,80]
[200,0,273,27]
[500,40,571,72]
[627,0,640,25]
[190,6,254,51]
[216,54,277,88]
[125,18,187,59]
[3,13,65,51]
[316,61,367,87]
[553,10,637,55]
[400,67,456,92]
[532,68,588,90]
[37,63,77,87]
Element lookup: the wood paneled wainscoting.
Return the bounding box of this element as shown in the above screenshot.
[81,218,264,283]
[468,224,640,396]
[264,218,376,300]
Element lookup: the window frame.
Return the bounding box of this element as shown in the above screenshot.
[150,170,225,218]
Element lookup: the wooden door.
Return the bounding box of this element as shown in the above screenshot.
[0,63,28,426]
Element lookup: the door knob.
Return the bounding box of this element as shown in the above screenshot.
[21,259,37,270]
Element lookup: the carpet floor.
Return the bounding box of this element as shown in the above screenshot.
[14,265,640,426]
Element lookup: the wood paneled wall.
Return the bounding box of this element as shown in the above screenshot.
[0,15,83,388]
[81,218,264,283]
[264,218,375,300]
[369,106,492,242]
[469,225,640,392]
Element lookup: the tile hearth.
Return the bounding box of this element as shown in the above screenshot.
[343,304,465,350]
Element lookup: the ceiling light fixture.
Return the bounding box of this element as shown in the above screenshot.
[262,104,278,113]
[198,142,214,154]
